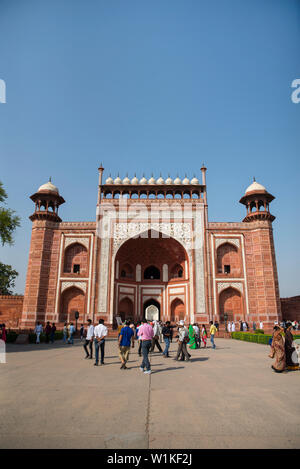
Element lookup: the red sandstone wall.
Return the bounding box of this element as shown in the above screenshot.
[281,296,300,322]
[0,296,24,328]
[244,224,281,325]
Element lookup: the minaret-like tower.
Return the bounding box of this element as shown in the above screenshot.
[21,179,65,327]
[29,178,65,222]
[239,178,281,327]
[239,178,275,222]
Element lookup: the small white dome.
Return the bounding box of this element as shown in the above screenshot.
[156,176,164,184]
[165,176,173,185]
[139,176,147,184]
[190,176,199,184]
[174,177,181,185]
[131,176,139,184]
[148,176,156,184]
[182,176,190,185]
[114,176,122,184]
[245,181,266,194]
[105,176,114,184]
[38,181,59,194]
[123,176,130,185]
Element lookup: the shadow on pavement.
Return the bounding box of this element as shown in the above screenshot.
[151,366,185,374]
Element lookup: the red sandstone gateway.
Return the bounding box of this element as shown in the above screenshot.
[3,167,286,332]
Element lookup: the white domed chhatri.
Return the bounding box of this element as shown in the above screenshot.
[148,176,156,185]
[105,176,114,184]
[190,176,199,185]
[156,176,164,184]
[182,176,190,185]
[131,175,139,185]
[122,176,130,185]
[245,181,267,194]
[139,176,147,185]
[174,176,181,185]
[38,180,59,194]
[114,176,122,184]
[165,176,173,185]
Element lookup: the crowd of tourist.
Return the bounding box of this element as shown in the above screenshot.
[29,316,300,374]
[79,318,218,374]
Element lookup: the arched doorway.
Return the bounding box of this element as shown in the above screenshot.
[118,297,134,322]
[219,287,243,322]
[114,229,189,324]
[170,298,185,323]
[60,286,85,323]
[63,243,88,275]
[143,299,160,321]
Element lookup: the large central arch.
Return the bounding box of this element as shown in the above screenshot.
[112,229,190,325]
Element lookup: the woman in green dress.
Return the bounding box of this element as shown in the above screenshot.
[188,324,197,349]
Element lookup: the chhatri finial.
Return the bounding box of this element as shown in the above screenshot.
[49,176,52,182]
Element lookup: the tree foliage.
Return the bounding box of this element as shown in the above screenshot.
[0,262,18,295]
[0,181,20,295]
[0,181,20,246]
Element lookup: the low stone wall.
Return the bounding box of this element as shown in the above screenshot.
[281,296,300,322]
[0,295,24,328]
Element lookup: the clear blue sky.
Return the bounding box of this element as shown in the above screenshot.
[0,0,299,297]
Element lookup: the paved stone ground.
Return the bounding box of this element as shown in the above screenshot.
[1,338,299,449]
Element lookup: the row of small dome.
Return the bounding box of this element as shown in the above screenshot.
[36,177,268,196]
[105,175,200,185]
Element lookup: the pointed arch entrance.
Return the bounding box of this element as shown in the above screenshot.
[60,286,86,323]
[143,299,160,321]
[170,298,185,323]
[113,229,190,325]
[219,287,243,322]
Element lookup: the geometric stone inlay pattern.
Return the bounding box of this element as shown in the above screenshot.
[217,282,243,295]
[61,281,87,294]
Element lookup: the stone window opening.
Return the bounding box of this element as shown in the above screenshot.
[144,265,160,280]
[170,264,184,279]
[73,264,80,274]
[224,265,230,274]
[119,263,134,279]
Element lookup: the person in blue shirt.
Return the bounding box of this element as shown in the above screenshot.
[118,320,135,370]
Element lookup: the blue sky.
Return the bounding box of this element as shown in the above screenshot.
[0,0,299,296]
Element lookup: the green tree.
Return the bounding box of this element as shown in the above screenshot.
[0,263,18,295]
[0,181,20,294]
[0,181,20,245]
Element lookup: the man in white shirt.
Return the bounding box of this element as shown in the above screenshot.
[260,321,263,330]
[83,319,94,359]
[94,319,108,366]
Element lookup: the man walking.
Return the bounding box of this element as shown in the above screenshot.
[83,319,94,359]
[150,320,163,353]
[45,321,51,343]
[68,322,75,344]
[138,318,154,374]
[175,320,190,361]
[50,323,56,343]
[94,319,108,366]
[162,321,172,358]
[209,320,217,349]
[193,323,200,348]
[118,320,135,369]
[34,322,43,344]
